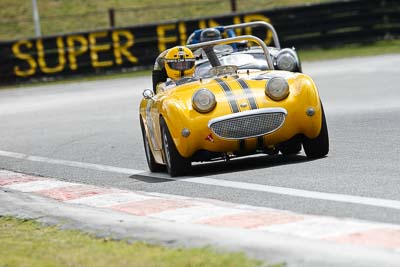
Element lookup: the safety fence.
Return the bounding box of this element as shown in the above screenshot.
[0,0,398,84]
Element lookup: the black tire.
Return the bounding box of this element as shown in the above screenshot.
[303,104,329,159]
[160,117,191,177]
[280,142,302,155]
[140,117,165,172]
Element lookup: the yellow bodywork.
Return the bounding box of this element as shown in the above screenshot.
[140,70,322,165]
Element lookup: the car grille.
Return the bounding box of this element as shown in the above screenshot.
[208,108,286,140]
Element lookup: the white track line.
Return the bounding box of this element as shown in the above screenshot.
[0,150,143,175]
[184,177,400,210]
[1,149,400,210]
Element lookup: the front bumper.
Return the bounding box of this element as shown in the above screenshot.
[163,75,322,158]
[167,101,322,158]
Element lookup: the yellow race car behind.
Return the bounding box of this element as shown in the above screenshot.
[140,22,329,177]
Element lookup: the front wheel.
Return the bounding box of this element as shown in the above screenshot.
[160,117,191,177]
[279,136,302,155]
[140,117,165,172]
[280,142,302,155]
[303,104,329,159]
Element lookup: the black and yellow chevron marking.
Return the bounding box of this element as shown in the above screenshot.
[215,78,239,113]
[236,78,258,110]
[178,46,184,78]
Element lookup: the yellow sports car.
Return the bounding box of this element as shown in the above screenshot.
[140,21,329,176]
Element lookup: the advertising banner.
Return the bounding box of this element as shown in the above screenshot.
[0,0,397,84]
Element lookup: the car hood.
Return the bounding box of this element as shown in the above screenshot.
[160,70,300,110]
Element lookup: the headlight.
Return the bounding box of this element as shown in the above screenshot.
[276,52,296,71]
[192,89,217,113]
[265,77,289,101]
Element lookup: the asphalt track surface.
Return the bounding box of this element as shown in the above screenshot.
[1,54,400,226]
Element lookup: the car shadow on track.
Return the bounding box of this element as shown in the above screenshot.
[130,154,320,183]
[190,154,312,177]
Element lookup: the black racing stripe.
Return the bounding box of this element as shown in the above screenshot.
[178,46,183,59]
[257,136,264,150]
[178,47,184,77]
[236,79,258,110]
[239,140,246,151]
[215,78,239,113]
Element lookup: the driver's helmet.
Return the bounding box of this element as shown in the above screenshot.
[164,46,195,80]
[200,28,222,42]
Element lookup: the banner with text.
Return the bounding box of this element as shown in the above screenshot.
[0,0,398,84]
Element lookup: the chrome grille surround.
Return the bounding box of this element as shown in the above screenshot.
[208,108,287,140]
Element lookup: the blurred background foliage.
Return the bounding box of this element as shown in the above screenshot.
[0,0,331,41]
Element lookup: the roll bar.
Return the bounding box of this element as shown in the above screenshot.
[186,35,274,70]
[224,21,280,49]
[186,21,280,49]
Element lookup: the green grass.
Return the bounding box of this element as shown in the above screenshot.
[0,0,331,40]
[0,216,267,267]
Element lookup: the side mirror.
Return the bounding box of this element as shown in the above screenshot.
[142,89,154,100]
